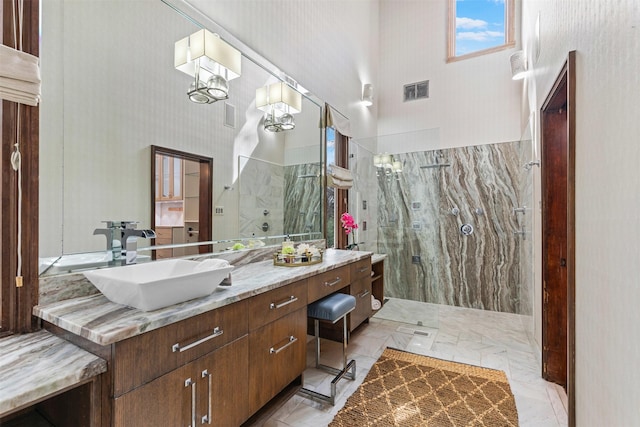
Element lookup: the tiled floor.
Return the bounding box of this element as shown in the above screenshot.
[258,298,568,426]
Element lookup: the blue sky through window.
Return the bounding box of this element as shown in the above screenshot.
[455,0,506,56]
[326,127,335,165]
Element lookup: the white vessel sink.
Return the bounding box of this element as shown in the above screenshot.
[83,259,233,311]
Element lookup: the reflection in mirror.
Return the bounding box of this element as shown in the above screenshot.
[151,145,213,259]
[39,0,325,275]
[239,157,322,239]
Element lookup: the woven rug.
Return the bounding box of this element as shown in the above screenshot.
[330,348,519,426]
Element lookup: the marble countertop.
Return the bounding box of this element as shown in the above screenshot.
[34,249,372,346]
[372,253,387,264]
[0,330,107,417]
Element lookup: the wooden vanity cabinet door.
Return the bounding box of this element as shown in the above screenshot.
[196,337,249,426]
[248,308,307,415]
[113,300,247,397]
[113,358,193,427]
[113,337,249,427]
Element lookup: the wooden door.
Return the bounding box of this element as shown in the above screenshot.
[541,51,576,425]
[542,107,568,387]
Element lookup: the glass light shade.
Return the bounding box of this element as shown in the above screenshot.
[175,29,241,84]
[279,113,295,130]
[373,154,382,167]
[392,161,403,172]
[188,81,214,104]
[207,75,229,100]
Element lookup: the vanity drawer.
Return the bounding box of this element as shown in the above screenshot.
[248,279,308,331]
[113,299,248,396]
[350,257,372,281]
[248,308,307,414]
[307,265,350,303]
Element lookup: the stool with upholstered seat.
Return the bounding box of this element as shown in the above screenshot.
[298,292,357,405]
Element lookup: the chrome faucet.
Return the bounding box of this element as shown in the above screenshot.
[121,226,156,265]
[94,221,155,265]
[94,220,129,261]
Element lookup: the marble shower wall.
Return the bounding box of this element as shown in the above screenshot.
[377,141,532,315]
[239,157,285,238]
[284,163,323,235]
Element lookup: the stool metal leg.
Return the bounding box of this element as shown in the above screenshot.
[315,319,321,368]
[299,312,356,406]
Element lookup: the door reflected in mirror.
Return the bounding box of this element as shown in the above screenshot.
[151,146,213,259]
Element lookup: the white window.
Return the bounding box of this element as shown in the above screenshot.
[447,0,515,62]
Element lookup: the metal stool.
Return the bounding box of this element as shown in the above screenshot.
[299,293,357,405]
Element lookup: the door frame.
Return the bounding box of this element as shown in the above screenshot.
[540,50,576,426]
[150,146,213,254]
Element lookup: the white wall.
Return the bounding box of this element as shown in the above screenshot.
[522,1,640,425]
[377,0,522,150]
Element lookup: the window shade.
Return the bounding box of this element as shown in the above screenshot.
[0,44,41,106]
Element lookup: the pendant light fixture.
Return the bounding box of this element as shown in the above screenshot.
[256,82,302,132]
[175,29,241,104]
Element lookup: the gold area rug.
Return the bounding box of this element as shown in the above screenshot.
[330,348,519,427]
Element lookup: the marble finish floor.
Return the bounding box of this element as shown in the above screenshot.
[255,298,568,426]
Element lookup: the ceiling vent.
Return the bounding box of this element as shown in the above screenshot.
[403,80,429,102]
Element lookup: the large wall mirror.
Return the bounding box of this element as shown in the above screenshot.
[39,0,324,275]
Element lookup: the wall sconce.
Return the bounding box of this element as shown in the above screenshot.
[256,82,302,132]
[362,83,374,106]
[374,153,403,180]
[175,29,242,104]
[510,50,527,80]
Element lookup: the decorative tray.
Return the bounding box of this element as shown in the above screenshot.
[273,250,323,267]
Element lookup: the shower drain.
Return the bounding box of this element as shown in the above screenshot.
[397,326,431,337]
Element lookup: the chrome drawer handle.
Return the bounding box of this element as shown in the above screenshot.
[202,369,212,424]
[270,295,298,310]
[172,327,223,353]
[324,277,342,287]
[358,267,369,273]
[360,290,370,298]
[269,336,298,354]
[185,378,196,427]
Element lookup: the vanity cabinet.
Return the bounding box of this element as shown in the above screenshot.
[371,257,385,311]
[108,300,250,426]
[114,336,248,427]
[248,280,308,415]
[307,256,373,341]
[112,300,247,397]
[349,258,372,331]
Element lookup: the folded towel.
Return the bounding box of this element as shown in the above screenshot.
[0,44,41,106]
[371,295,382,310]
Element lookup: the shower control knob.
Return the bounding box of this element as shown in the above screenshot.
[460,223,474,236]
